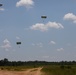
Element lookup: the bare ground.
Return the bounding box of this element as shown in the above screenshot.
[0,67,43,75]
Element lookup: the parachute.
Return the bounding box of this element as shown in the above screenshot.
[16,42,21,48]
[0,4,3,7]
[16,42,21,45]
[41,16,47,19]
[41,15,47,22]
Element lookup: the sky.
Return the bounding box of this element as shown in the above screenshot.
[0,0,76,61]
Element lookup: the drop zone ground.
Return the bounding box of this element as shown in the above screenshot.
[0,67,42,75]
[0,65,76,75]
[0,58,76,75]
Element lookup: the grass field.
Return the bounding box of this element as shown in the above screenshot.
[41,65,76,75]
[0,64,76,75]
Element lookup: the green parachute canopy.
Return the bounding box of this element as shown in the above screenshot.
[41,16,47,19]
[16,42,21,45]
[0,4,3,6]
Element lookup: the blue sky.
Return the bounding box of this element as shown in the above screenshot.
[0,0,76,61]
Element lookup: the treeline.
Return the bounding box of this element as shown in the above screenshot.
[0,58,76,66]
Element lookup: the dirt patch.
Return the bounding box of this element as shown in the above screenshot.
[0,67,42,75]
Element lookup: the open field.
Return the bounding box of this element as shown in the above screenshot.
[41,65,76,75]
[1,59,76,75]
[0,67,42,75]
[0,65,76,75]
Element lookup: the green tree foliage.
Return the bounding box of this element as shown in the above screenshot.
[0,58,76,66]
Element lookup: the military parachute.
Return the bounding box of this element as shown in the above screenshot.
[16,42,21,48]
[16,42,21,45]
[0,4,3,7]
[41,15,47,22]
[41,15,47,19]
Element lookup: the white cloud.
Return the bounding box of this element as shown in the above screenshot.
[0,8,5,11]
[32,43,43,47]
[32,43,35,46]
[30,23,48,31]
[1,39,11,51]
[3,39,10,44]
[16,0,34,8]
[30,22,64,32]
[16,36,20,39]
[64,13,76,23]
[47,22,64,29]
[57,48,64,51]
[50,41,56,45]
[37,43,43,47]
